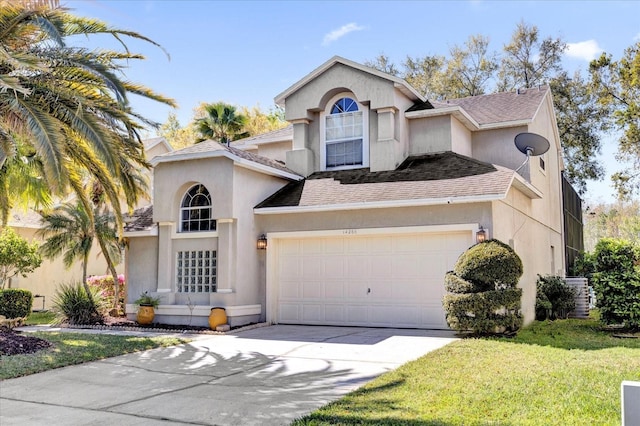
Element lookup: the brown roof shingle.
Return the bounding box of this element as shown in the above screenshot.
[255,152,514,209]
[430,86,548,125]
[124,205,154,232]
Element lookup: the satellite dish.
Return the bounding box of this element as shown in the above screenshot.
[514,133,550,173]
[514,132,550,157]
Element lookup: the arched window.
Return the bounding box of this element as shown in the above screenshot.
[180,184,216,232]
[323,96,367,169]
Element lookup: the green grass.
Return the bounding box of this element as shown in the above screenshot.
[0,332,189,380]
[294,319,640,425]
[24,311,57,325]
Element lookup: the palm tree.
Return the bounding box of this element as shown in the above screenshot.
[0,3,176,226]
[194,102,249,144]
[38,201,120,311]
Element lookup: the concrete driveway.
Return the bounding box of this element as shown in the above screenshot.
[0,325,457,425]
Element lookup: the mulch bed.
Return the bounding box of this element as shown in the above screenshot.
[0,329,52,356]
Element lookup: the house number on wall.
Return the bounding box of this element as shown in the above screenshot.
[343,229,357,235]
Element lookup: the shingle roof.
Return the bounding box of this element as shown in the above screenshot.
[255,152,515,209]
[232,125,293,145]
[124,205,154,232]
[430,86,548,125]
[153,139,300,177]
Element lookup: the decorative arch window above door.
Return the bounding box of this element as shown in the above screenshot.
[180,184,216,232]
[322,95,368,170]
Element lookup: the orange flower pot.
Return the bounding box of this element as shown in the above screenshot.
[137,305,155,325]
[209,307,227,329]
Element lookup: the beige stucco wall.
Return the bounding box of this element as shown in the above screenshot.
[10,226,121,310]
[492,186,564,323]
[257,141,292,164]
[125,236,158,301]
[283,63,417,175]
[471,125,530,178]
[127,154,291,324]
[257,203,492,234]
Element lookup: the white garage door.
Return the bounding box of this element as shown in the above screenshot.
[274,231,472,329]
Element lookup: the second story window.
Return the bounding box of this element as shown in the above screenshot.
[180,184,216,232]
[323,96,368,170]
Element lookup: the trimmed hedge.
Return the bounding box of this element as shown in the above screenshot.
[535,275,576,320]
[590,238,640,330]
[0,288,33,319]
[443,239,523,335]
[453,239,523,287]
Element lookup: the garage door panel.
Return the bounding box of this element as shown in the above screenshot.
[302,280,323,299]
[275,230,471,329]
[323,256,345,278]
[301,304,323,322]
[302,257,322,279]
[347,305,368,323]
[323,238,344,254]
[280,281,300,299]
[279,304,300,322]
[370,255,393,278]
[325,281,345,299]
[279,256,301,280]
[345,256,369,279]
[325,304,345,322]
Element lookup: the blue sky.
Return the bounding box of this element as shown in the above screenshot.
[65,0,640,204]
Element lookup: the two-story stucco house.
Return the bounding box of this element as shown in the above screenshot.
[124,56,566,329]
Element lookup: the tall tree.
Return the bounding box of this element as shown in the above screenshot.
[364,53,401,76]
[590,42,640,199]
[240,105,288,137]
[443,35,498,98]
[38,200,120,310]
[194,102,249,144]
[158,112,197,150]
[402,55,446,99]
[497,22,566,91]
[550,71,609,193]
[0,227,41,289]
[0,3,176,226]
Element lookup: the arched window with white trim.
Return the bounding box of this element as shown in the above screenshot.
[322,95,368,170]
[180,184,216,232]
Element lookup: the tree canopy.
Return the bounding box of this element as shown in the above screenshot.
[0,3,176,226]
[365,22,638,201]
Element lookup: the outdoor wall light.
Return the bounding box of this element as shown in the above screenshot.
[257,234,268,250]
[476,226,487,243]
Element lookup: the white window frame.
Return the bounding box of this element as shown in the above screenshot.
[176,250,217,293]
[320,93,369,171]
[179,184,216,233]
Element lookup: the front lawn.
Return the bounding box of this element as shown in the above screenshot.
[0,332,188,380]
[294,319,640,425]
[24,311,57,325]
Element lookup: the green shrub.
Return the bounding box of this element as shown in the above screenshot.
[0,288,33,319]
[453,239,523,288]
[535,275,576,320]
[52,283,105,325]
[590,238,640,330]
[443,239,523,335]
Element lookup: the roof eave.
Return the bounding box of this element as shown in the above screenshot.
[275,56,425,106]
[511,174,543,199]
[405,106,480,131]
[254,193,504,215]
[123,226,158,237]
[151,148,301,181]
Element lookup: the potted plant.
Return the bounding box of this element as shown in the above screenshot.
[133,292,161,325]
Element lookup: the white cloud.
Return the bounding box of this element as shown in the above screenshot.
[322,23,365,46]
[565,40,603,61]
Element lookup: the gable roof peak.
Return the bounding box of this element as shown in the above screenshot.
[275,56,425,106]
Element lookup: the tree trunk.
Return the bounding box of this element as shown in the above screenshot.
[98,239,121,315]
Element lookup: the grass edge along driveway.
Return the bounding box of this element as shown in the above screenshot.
[293,319,640,425]
[1,332,189,380]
